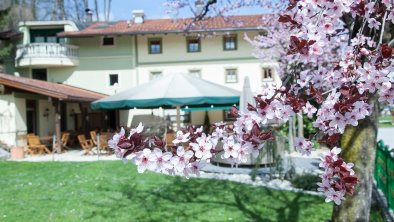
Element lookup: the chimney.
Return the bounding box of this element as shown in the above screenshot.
[85,8,93,22]
[132,10,145,24]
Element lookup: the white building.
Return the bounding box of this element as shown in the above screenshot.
[0,12,279,146]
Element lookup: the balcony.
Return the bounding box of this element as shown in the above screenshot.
[15,43,79,67]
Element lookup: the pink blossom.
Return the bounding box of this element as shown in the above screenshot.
[294,137,313,156]
[171,146,194,173]
[172,131,190,144]
[222,136,241,159]
[388,12,394,24]
[129,122,144,137]
[108,127,125,158]
[326,190,346,205]
[134,149,152,173]
[187,160,207,177]
[303,102,317,119]
[367,18,381,30]
[148,148,173,173]
[329,113,347,133]
[191,134,213,159]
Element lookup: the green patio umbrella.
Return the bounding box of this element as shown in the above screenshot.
[91,73,240,129]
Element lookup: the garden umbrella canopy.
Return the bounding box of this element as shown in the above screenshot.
[91,73,240,110]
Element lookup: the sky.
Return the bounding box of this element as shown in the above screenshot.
[89,0,266,21]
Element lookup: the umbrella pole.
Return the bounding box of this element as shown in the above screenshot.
[176,105,180,131]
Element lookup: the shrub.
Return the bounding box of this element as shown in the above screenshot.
[291,173,320,191]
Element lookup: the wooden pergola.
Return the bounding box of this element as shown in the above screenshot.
[0,73,107,152]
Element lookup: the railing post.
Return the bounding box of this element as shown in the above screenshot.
[15,43,79,62]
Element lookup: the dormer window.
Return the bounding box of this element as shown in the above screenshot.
[102,36,115,46]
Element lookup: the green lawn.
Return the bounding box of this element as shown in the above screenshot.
[0,161,333,222]
[379,115,394,128]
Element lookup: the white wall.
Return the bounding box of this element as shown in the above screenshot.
[137,61,281,94]
[37,100,55,136]
[0,94,27,147]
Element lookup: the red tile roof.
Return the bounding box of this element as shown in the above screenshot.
[59,14,272,37]
[0,30,22,40]
[0,73,106,102]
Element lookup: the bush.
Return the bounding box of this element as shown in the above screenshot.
[291,173,320,191]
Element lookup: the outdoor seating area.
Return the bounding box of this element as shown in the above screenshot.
[26,134,51,155]
[16,130,114,157]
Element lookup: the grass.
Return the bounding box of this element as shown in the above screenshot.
[0,161,333,222]
[379,115,394,128]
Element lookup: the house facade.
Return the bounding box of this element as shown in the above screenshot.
[0,12,280,146]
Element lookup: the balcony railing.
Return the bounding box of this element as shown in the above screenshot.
[15,43,79,67]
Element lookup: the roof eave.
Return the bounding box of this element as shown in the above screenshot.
[57,26,266,37]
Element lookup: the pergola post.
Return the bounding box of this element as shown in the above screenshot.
[53,99,62,154]
[176,105,181,130]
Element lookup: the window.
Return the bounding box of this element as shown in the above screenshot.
[109,74,118,86]
[223,34,237,50]
[47,36,58,43]
[58,38,66,44]
[148,38,162,54]
[33,36,45,43]
[187,37,201,52]
[189,69,201,78]
[30,28,64,43]
[102,37,115,46]
[225,69,238,83]
[150,71,163,80]
[262,68,273,81]
[259,29,268,36]
[32,69,47,81]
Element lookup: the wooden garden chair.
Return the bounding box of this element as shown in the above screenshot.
[165,133,175,150]
[77,134,95,155]
[90,131,98,146]
[27,136,51,155]
[53,132,70,152]
[99,133,111,154]
[90,131,111,154]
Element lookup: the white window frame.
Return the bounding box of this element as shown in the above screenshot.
[262,67,274,82]
[224,68,238,83]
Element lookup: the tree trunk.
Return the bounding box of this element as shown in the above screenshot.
[331,95,379,222]
[58,0,65,20]
[297,112,304,138]
[51,0,58,20]
[103,0,106,21]
[30,0,36,20]
[107,0,112,21]
[94,0,99,21]
[83,0,88,9]
[288,116,294,151]
[73,0,80,21]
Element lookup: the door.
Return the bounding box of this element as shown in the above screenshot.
[26,100,37,134]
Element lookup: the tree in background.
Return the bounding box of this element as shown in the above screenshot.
[107,0,393,221]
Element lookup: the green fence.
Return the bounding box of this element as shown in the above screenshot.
[374,140,394,212]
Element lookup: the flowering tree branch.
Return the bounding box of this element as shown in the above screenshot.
[109,0,394,208]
